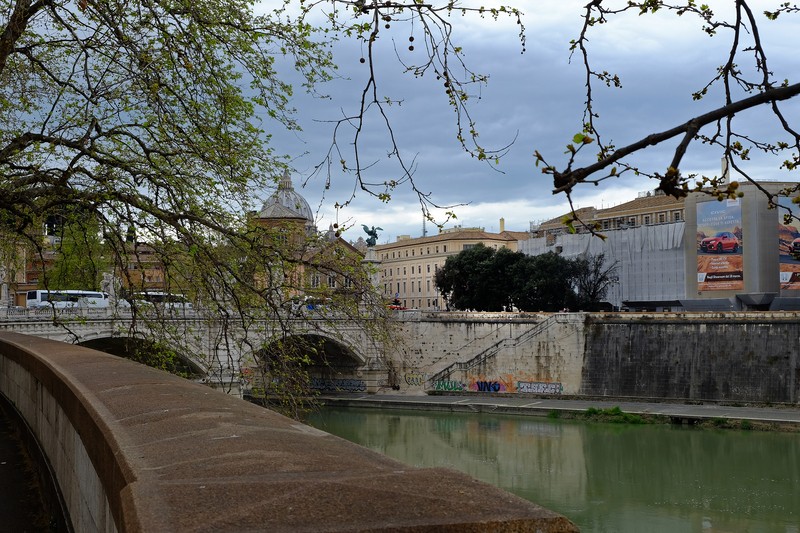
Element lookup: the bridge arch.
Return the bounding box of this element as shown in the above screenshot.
[244,332,372,395]
[253,332,365,369]
[77,336,206,378]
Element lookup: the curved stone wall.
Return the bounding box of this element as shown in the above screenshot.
[0,332,575,532]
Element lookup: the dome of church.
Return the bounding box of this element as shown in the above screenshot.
[257,171,315,230]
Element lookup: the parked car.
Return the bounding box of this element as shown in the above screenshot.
[792,237,800,254]
[700,231,740,253]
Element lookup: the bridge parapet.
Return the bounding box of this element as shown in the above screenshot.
[0,332,576,532]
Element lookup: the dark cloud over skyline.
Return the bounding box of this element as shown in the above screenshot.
[262,1,800,244]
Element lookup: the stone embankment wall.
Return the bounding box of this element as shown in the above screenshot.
[393,311,800,404]
[581,314,799,403]
[0,332,576,532]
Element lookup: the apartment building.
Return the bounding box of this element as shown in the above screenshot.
[531,190,685,240]
[374,221,529,310]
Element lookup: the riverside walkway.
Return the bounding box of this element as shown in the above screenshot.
[318,394,800,428]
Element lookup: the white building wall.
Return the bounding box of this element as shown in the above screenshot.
[518,223,686,309]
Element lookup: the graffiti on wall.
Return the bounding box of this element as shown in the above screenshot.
[310,377,367,393]
[404,373,424,386]
[433,380,466,392]
[471,380,507,392]
[517,381,563,395]
[429,373,563,395]
[466,373,514,393]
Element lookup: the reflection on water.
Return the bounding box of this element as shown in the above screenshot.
[306,407,800,533]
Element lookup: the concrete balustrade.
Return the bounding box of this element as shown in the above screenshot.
[0,332,576,532]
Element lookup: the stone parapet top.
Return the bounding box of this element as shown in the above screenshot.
[0,332,577,532]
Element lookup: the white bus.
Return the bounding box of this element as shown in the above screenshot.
[26,290,110,309]
[127,291,193,309]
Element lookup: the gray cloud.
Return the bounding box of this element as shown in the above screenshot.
[262,2,800,241]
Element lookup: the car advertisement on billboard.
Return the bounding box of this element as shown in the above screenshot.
[777,196,800,290]
[696,199,743,291]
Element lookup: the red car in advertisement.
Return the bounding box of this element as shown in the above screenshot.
[700,231,740,253]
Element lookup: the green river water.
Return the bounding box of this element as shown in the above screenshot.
[306,407,800,533]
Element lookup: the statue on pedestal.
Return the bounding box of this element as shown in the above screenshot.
[362,225,383,247]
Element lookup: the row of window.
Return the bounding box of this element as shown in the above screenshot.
[309,274,354,289]
[383,263,440,278]
[382,244,448,260]
[396,299,441,309]
[599,210,683,230]
[384,279,435,295]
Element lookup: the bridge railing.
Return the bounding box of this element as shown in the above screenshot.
[0,306,204,321]
[0,332,576,532]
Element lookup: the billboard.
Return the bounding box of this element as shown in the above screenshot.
[696,199,743,291]
[777,196,800,290]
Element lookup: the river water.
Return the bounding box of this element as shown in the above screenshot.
[306,407,800,533]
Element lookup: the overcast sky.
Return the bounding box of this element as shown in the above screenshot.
[260,1,800,244]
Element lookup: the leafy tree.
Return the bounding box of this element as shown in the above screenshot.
[47,212,112,290]
[511,252,577,312]
[572,253,619,311]
[436,245,582,312]
[0,0,414,415]
[435,243,502,311]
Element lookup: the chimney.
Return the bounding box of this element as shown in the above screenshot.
[499,218,505,233]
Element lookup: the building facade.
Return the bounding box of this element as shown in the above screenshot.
[523,181,800,311]
[373,222,529,310]
[250,171,364,301]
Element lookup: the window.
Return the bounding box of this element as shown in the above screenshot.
[327,275,336,288]
[427,280,431,291]
[435,246,439,253]
[427,247,430,254]
[344,277,353,288]
[403,281,406,293]
[644,215,651,225]
[673,211,682,222]
[629,217,636,226]
[403,267,407,275]
[411,266,414,274]
[463,244,475,250]
[405,250,408,257]
[603,220,610,230]
[311,274,320,288]
[389,268,392,276]
[427,264,430,273]
[443,245,447,252]
[412,249,415,256]
[658,213,666,224]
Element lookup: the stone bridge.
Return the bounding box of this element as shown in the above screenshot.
[4,307,800,405]
[0,307,388,395]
